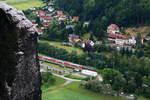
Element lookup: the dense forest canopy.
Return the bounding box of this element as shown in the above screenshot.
[56,0,150,27]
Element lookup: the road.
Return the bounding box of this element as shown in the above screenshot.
[52,73,81,86]
[40,63,81,86]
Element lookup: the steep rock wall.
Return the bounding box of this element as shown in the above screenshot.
[0,3,41,100]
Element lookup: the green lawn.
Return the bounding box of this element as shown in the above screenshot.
[52,76,66,87]
[0,0,44,10]
[43,81,141,100]
[64,82,129,100]
[138,97,150,100]
[42,81,149,100]
[42,89,97,100]
[42,75,66,91]
[39,40,84,55]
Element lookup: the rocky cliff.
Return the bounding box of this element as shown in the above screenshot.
[0,3,41,100]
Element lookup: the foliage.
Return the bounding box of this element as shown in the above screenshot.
[65,74,86,80]
[40,41,84,55]
[81,80,114,95]
[93,44,115,53]
[41,72,56,89]
[38,42,150,98]
[23,10,38,21]
[42,81,131,100]
[102,68,126,92]
[142,76,150,98]
[55,0,150,38]
[38,42,107,68]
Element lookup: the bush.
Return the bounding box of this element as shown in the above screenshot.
[41,72,56,89]
[81,80,114,95]
[65,74,85,80]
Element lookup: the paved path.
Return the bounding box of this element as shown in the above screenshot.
[52,73,81,86]
[40,63,81,86]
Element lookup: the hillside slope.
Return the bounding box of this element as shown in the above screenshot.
[0,0,44,10]
[126,26,150,35]
[55,0,150,37]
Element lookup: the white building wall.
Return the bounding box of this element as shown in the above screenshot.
[115,39,125,45]
[81,70,98,77]
[107,28,119,34]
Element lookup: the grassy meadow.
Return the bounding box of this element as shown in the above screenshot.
[42,75,66,91]
[42,82,130,100]
[42,81,149,100]
[125,26,150,36]
[0,0,44,10]
[40,58,149,100]
[39,40,84,55]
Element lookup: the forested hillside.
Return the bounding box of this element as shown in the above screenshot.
[56,0,150,35]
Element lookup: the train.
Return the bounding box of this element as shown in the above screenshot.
[38,55,93,70]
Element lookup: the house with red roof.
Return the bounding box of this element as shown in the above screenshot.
[82,39,95,52]
[55,10,63,17]
[32,21,38,28]
[68,34,80,43]
[59,15,67,21]
[42,24,49,28]
[39,16,52,22]
[107,24,120,34]
[107,24,136,46]
[37,29,43,35]
[48,6,54,12]
[37,10,46,16]
[55,10,67,20]
[108,32,136,46]
[108,33,128,45]
[48,2,54,6]
[72,16,79,22]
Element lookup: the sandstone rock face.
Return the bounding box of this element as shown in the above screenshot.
[0,3,41,100]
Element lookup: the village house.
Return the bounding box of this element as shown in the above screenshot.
[68,34,80,43]
[32,23,38,27]
[128,36,137,45]
[48,6,54,12]
[55,10,67,21]
[55,10,63,16]
[58,15,67,21]
[108,32,136,45]
[48,2,54,6]
[108,33,128,45]
[84,21,90,26]
[107,24,136,46]
[37,10,46,16]
[82,40,95,52]
[39,16,52,23]
[95,41,102,45]
[37,29,43,35]
[42,24,49,28]
[145,36,150,41]
[72,16,79,22]
[31,20,36,23]
[107,24,120,34]
[66,25,74,29]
